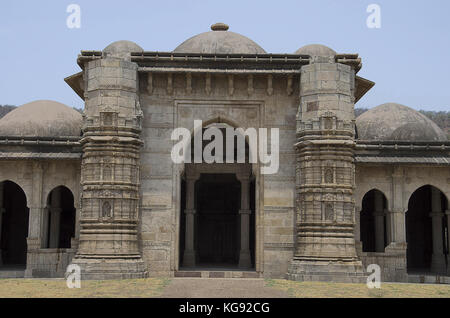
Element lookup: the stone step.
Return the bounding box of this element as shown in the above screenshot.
[175,270,261,279]
[407,274,450,284]
[0,269,26,279]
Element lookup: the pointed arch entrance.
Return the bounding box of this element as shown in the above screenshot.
[178,121,257,270]
[360,189,388,252]
[42,186,76,249]
[406,185,449,274]
[0,181,29,267]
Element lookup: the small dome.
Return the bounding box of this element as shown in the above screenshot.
[0,100,82,138]
[103,40,143,60]
[295,44,336,56]
[356,103,447,141]
[174,23,266,54]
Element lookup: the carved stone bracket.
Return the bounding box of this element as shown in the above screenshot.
[186,73,192,95]
[287,75,293,96]
[228,74,234,96]
[167,73,173,95]
[267,74,273,96]
[205,74,212,95]
[147,73,153,95]
[247,74,254,96]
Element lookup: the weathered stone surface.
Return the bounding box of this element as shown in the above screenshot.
[0,24,449,283]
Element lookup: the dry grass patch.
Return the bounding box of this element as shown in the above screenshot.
[0,278,170,298]
[265,279,450,298]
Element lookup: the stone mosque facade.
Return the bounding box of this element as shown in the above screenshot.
[0,23,449,283]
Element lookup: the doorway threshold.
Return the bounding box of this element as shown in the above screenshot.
[176,266,260,278]
[0,266,26,278]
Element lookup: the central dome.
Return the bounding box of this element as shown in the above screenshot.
[174,23,266,55]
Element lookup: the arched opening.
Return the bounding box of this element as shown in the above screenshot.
[179,122,256,270]
[360,189,388,252]
[42,186,76,249]
[406,185,448,274]
[0,181,29,268]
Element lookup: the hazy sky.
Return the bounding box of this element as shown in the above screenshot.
[1,0,449,111]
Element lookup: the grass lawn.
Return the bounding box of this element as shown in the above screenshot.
[265,279,450,298]
[0,278,449,298]
[0,278,170,298]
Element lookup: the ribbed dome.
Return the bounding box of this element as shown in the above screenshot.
[295,44,336,56]
[356,103,447,141]
[0,100,82,138]
[174,23,266,54]
[103,40,143,60]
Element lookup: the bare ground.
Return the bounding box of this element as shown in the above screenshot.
[0,277,449,298]
[159,278,290,298]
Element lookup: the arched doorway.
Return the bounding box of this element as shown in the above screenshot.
[0,181,29,267]
[360,189,388,252]
[406,185,448,274]
[178,122,256,270]
[42,186,76,249]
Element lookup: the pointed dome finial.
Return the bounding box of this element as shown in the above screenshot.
[211,22,229,31]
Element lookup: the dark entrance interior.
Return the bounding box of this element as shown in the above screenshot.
[197,174,240,265]
[43,186,76,249]
[360,189,388,252]
[179,172,255,269]
[0,181,29,267]
[406,185,448,273]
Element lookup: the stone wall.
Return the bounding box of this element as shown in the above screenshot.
[139,72,298,277]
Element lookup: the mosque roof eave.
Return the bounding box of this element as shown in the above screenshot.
[355,76,375,103]
[65,71,84,101]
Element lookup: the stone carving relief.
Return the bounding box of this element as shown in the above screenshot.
[102,201,112,218]
[325,168,334,184]
[325,203,334,221]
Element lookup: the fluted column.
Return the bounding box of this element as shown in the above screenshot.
[430,187,446,274]
[182,173,198,267]
[374,191,385,252]
[70,50,147,279]
[288,57,364,283]
[237,173,251,268]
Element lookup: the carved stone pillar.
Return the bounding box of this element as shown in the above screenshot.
[374,191,385,252]
[430,187,446,274]
[237,173,251,268]
[183,173,198,267]
[41,207,49,248]
[391,210,406,243]
[28,163,45,247]
[391,168,406,243]
[384,208,392,246]
[48,187,61,248]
